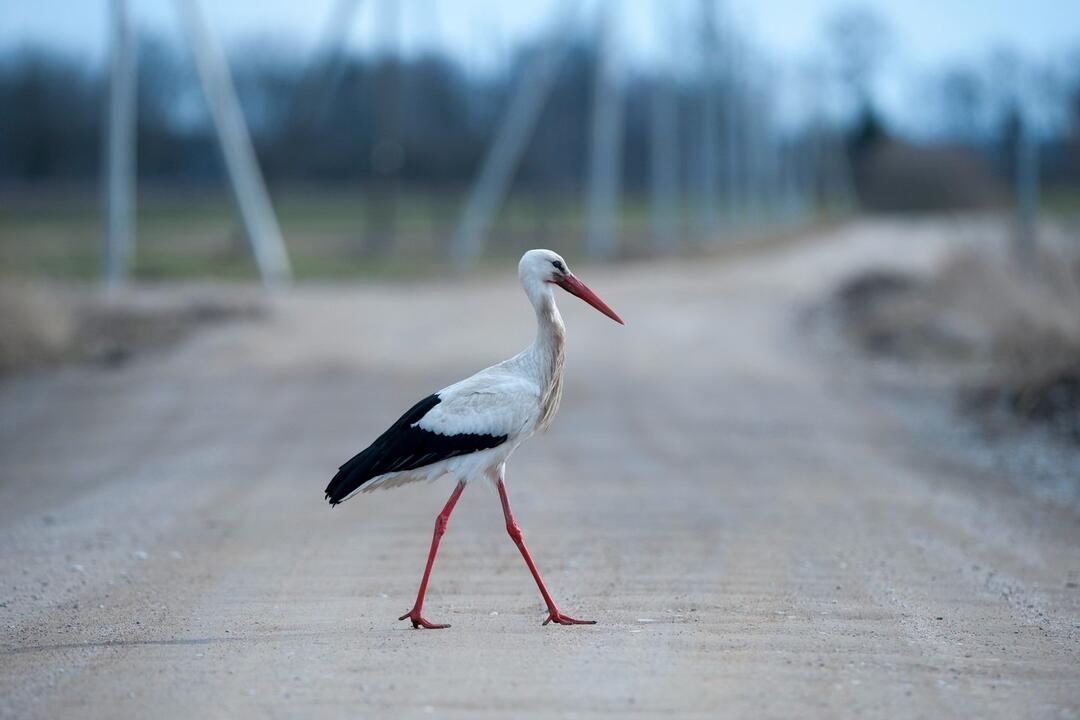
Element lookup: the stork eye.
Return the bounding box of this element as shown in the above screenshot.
[551,260,565,272]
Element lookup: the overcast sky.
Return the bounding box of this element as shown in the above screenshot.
[3,0,1075,64]
[2,0,1077,131]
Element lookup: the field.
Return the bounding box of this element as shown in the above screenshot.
[0,187,679,281]
[1,218,1078,718]
[0,185,851,284]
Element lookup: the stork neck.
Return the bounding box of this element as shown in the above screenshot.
[526,284,566,430]
[530,285,565,355]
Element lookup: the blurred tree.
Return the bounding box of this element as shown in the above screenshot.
[1,18,1074,204]
[825,6,892,183]
[850,106,887,156]
[136,35,216,181]
[939,66,983,142]
[825,7,892,121]
[0,50,101,181]
[525,44,596,190]
[984,47,1022,128]
[1072,73,1080,169]
[1000,104,1023,182]
[400,56,485,183]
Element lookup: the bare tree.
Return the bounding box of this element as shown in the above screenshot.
[825,7,892,117]
[938,66,983,142]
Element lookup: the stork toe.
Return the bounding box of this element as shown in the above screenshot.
[399,609,451,629]
[542,610,596,626]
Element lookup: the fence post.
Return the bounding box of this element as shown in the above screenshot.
[1014,115,1039,265]
[177,0,293,287]
[104,0,136,287]
[586,4,623,261]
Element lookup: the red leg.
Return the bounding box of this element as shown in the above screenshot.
[496,478,595,626]
[399,480,466,629]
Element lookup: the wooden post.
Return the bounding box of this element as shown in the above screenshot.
[586,4,623,261]
[104,0,136,287]
[177,0,292,287]
[650,73,679,253]
[697,0,719,239]
[1014,116,1039,265]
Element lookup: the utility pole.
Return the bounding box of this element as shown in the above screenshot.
[586,3,623,261]
[450,2,578,269]
[649,73,679,253]
[104,0,136,287]
[177,0,292,287]
[697,0,719,238]
[369,0,404,256]
[1014,114,1040,265]
[723,29,744,231]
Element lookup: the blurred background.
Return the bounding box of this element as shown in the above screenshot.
[5,5,1080,714]
[1,0,1077,285]
[2,0,1080,413]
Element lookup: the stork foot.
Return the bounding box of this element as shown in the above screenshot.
[399,609,450,629]
[542,609,596,626]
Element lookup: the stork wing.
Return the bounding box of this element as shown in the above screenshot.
[417,370,539,439]
[324,370,539,505]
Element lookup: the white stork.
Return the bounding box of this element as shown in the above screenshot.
[325,249,623,628]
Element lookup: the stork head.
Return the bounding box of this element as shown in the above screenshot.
[518,249,624,325]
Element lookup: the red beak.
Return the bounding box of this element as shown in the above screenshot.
[555,274,624,325]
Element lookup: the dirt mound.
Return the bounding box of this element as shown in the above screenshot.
[835,270,969,360]
[965,368,1080,441]
[0,280,77,373]
[0,281,265,375]
[835,245,1080,442]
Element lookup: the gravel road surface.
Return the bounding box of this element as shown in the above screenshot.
[2,221,1078,718]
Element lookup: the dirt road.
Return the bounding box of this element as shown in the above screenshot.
[2,221,1079,718]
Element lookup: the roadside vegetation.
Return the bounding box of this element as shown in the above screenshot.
[836,221,1080,443]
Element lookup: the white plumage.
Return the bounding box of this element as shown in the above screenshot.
[419,371,541,442]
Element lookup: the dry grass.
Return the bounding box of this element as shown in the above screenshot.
[836,229,1080,440]
[0,280,265,375]
[0,279,77,374]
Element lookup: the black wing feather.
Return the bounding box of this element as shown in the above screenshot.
[324,394,507,505]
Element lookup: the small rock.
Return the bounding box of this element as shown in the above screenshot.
[132,550,149,561]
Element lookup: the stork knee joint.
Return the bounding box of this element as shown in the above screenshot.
[506,522,523,542]
[434,514,450,536]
